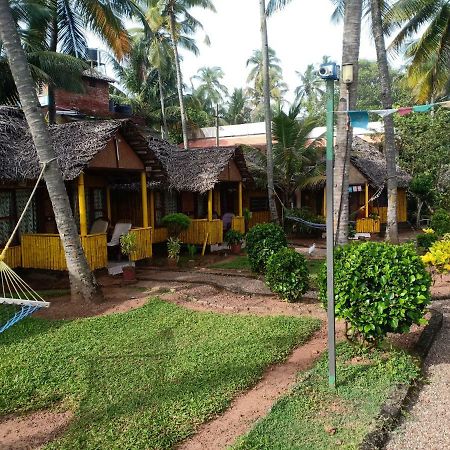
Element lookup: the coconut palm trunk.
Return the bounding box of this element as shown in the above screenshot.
[157,69,169,139]
[334,0,362,244]
[169,11,189,149]
[370,0,398,242]
[47,18,58,124]
[259,0,279,223]
[0,0,103,303]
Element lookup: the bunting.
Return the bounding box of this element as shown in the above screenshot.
[340,99,450,129]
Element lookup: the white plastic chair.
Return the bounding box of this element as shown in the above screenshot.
[107,223,132,247]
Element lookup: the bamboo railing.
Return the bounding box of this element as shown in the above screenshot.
[231,216,245,234]
[356,218,381,233]
[130,227,152,261]
[0,245,22,268]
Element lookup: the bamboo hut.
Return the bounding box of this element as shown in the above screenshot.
[0,106,168,270]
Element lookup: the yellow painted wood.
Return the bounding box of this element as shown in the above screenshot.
[78,173,88,236]
[397,189,407,222]
[202,233,209,256]
[365,182,369,218]
[153,227,168,243]
[356,218,381,233]
[0,245,22,268]
[248,211,271,229]
[130,227,152,261]
[178,219,223,245]
[149,190,155,229]
[238,182,243,217]
[106,187,112,221]
[208,190,213,222]
[214,190,221,216]
[231,216,245,233]
[141,172,149,228]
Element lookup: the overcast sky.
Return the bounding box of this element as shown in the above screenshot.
[90,1,392,103]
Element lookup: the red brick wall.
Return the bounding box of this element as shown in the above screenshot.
[55,79,110,116]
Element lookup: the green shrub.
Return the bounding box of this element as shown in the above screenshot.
[224,229,244,246]
[431,209,450,235]
[245,223,287,273]
[417,232,438,250]
[265,248,309,302]
[285,207,325,236]
[319,242,431,344]
[161,213,191,237]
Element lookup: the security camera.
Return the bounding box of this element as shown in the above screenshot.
[318,63,340,81]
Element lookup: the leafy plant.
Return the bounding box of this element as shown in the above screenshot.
[120,233,137,258]
[265,248,309,302]
[167,237,181,261]
[319,242,431,345]
[224,230,244,246]
[161,213,191,237]
[245,223,287,273]
[422,240,450,273]
[417,232,438,250]
[431,209,450,236]
[186,244,197,259]
[285,207,325,236]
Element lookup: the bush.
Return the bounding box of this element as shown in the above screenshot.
[265,248,309,302]
[417,232,438,250]
[161,213,191,237]
[285,207,325,236]
[431,209,450,235]
[422,240,450,273]
[319,242,431,344]
[224,229,244,246]
[245,223,287,273]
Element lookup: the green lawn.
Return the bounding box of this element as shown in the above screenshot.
[210,255,251,270]
[233,343,419,450]
[0,298,320,449]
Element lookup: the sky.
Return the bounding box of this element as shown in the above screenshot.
[89,0,385,103]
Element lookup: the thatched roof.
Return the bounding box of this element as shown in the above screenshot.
[352,137,411,188]
[82,68,116,83]
[0,107,170,182]
[155,146,253,193]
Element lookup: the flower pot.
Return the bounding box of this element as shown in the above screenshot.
[230,244,242,255]
[122,265,136,281]
[167,258,178,268]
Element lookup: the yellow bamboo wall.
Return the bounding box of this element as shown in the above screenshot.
[130,227,152,261]
[231,216,245,234]
[178,219,223,245]
[21,233,108,271]
[356,218,381,233]
[248,211,271,229]
[153,227,168,243]
[1,246,22,269]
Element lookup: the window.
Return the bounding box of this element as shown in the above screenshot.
[89,188,106,224]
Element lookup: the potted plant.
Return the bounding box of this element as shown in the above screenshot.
[161,213,191,237]
[167,237,181,267]
[186,244,197,268]
[224,230,244,255]
[120,232,137,281]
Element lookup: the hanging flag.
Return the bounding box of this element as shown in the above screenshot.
[348,111,369,129]
[372,109,397,118]
[398,107,413,116]
[413,104,433,113]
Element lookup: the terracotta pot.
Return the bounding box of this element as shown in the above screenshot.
[167,258,178,267]
[122,265,136,281]
[230,244,242,255]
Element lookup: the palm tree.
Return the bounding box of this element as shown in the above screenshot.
[370,0,398,242]
[387,0,450,103]
[192,66,228,113]
[157,0,216,149]
[224,88,251,124]
[259,0,279,222]
[33,0,141,123]
[0,0,102,302]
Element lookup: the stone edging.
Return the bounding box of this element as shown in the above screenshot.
[359,308,444,450]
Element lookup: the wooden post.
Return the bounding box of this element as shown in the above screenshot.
[208,189,213,221]
[78,173,88,237]
[365,182,369,218]
[141,172,149,228]
[149,190,155,229]
[323,187,326,217]
[238,181,243,217]
[106,187,111,221]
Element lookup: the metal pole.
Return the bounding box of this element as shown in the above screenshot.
[326,78,336,388]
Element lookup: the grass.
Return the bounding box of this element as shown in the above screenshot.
[0,298,320,449]
[233,343,420,450]
[307,259,324,290]
[210,255,251,270]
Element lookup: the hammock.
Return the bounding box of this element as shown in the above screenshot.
[0,162,50,334]
[285,215,326,230]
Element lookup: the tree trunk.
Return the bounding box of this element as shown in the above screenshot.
[416,199,423,229]
[47,16,58,125]
[259,0,279,223]
[333,0,362,245]
[169,11,189,150]
[0,0,103,303]
[157,69,169,140]
[370,0,398,243]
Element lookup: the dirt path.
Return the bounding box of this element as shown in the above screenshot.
[177,328,332,450]
[386,299,450,450]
